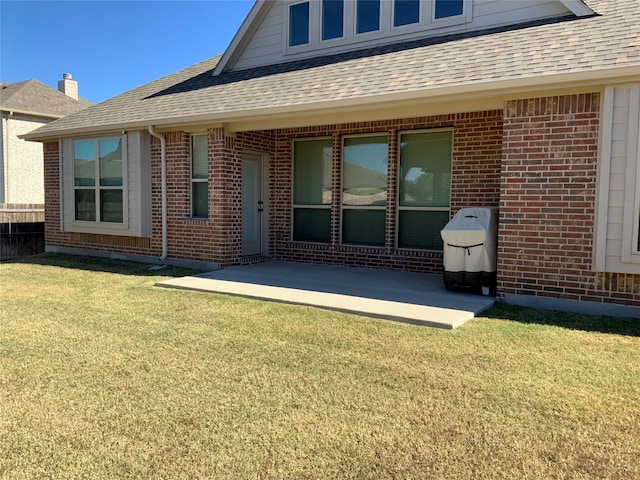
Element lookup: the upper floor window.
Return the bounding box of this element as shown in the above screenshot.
[286,0,471,55]
[73,137,124,224]
[434,0,464,20]
[322,0,344,41]
[356,0,381,35]
[394,0,420,27]
[289,1,309,47]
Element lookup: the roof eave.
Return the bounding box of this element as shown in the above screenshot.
[221,65,640,130]
[1,107,63,120]
[23,65,640,142]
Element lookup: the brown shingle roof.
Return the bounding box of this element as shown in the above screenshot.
[24,0,640,140]
[0,79,91,118]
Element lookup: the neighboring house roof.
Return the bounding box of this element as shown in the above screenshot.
[24,0,640,141]
[0,79,91,119]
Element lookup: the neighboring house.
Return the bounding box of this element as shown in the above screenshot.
[1,74,91,221]
[24,0,640,316]
[1,75,91,259]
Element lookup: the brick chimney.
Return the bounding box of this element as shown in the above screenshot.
[58,73,78,100]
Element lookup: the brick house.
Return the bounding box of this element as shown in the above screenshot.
[24,0,640,317]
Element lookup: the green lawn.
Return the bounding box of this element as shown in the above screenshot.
[1,254,639,479]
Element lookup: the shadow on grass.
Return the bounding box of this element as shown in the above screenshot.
[3,253,202,278]
[482,303,640,337]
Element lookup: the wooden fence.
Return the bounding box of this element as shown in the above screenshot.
[0,204,45,260]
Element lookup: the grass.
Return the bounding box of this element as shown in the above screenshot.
[1,254,639,479]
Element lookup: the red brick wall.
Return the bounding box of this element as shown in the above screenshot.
[151,129,276,265]
[271,112,503,272]
[43,141,60,244]
[43,112,502,272]
[43,130,276,264]
[498,93,640,307]
[43,99,640,309]
[43,141,153,256]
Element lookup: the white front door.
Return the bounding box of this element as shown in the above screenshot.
[241,154,265,256]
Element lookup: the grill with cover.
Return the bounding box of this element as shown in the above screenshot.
[440,207,498,295]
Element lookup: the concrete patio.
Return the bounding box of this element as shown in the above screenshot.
[156,261,495,329]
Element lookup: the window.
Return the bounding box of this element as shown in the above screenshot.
[342,135,388,245]
[637,207,640,252]
[322,0,344,41]
[289,1,309,47]
[63,132,151,237]
[632,98,640,253]
[356,0,380,34]
[285,0,470,56]
[191,134,208,218]
[293,139,333,242]
[398,130,452,250]
[73,137,123,223]
[434,0,464,20]
[594,85,640,272]
[394,0,420,27]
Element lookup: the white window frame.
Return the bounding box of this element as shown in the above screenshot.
[594,85,640,273]
[286,0,313,52]
[71,135,128,231]
[284,0,472,56]
[392,0,422,30]
[432,0,468,25]
[396,128,453,251]
[321,0,346,43]
[354,0,382,37]
[623,87,640,260]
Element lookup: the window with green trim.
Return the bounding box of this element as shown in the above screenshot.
[398,130,452,250]
[342,135,388,246]
[191,134,208,218]
[293,138,333,242]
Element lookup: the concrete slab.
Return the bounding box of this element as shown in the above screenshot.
[156,262,495,329]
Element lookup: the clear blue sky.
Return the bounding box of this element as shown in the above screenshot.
[1,0,254,104]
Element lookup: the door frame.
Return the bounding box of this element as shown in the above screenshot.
[241,151,269,257]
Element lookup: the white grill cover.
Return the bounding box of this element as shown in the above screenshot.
[440,207,499,273]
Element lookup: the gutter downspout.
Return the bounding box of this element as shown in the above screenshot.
[2,111,14,203]
[147,125,167,261]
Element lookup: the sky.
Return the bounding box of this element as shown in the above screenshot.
[1,0,254,104]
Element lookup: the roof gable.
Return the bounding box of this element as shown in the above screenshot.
[0,79,91,119]
[214,0,595,75]
[212,0,274,76]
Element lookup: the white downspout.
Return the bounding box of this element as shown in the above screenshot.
[2,111,14,203]
[147,125,167,261]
